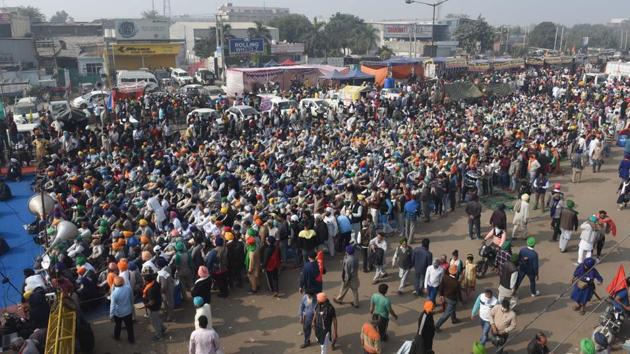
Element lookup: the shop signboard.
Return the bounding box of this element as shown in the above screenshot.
[228,38,265,55]
[112,43,181,56]
[114,19,170,41]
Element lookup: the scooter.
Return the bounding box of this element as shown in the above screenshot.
[476,241,497,278]
[592,298,626,347]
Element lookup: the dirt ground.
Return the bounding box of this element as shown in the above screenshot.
[92,148,630,354]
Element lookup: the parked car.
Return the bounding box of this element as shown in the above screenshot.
[259,94,297,116]
[116,70,159,91]
[227,105,259,120]
[323,90,344,109]
[49,101,71,120]
[205,86,225,100]
[170,68,193,86]
[13,97,41,124]
[195,69,216,85]
[178,84,204,96]
[153,69,171,87]
[187,108,222,129]
[380,87,402,100]
[71,90,110,109]
[299,98,331,116]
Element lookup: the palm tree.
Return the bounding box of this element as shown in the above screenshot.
[221,23,233,40]
[305,18,327,57]
[247,21,272,53]
[353,24,379,55]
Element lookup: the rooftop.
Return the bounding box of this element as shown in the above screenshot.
[36,36,104,58]
[170,21,277,30]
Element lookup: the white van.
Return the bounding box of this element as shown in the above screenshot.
[582,73,609,85]
[299,98,331,116]
[170,68,193,86]
[259,94,297,116]
[13,97,41,123]
[116,70,159,90]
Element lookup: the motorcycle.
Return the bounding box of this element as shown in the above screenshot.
[476,241,497,278]
[593,298,626,347]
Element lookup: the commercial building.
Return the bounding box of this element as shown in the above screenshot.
[370,20,451,57]
[217,3,289,23]
[170,21,279,61]
[32,22,105,82]
[0,9,39,95]
[369,20,454,57]
[0,38,38,69]
[103,19,184,73]
[31,22,103,39]
[0,11,30,38]
[0,11,36,69]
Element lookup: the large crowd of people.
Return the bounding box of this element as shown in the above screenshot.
[3,63,630,354]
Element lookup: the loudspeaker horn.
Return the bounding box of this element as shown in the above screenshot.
[28,194,55,219]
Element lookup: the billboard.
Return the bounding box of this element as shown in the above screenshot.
[112,43,181,56]
[383,24,433,39]
[114,19,170,41]
[271,43,305,54]
[229,38,265,55]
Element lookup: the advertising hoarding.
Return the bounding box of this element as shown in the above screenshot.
[114,19,170,41]
[228,38,265,55]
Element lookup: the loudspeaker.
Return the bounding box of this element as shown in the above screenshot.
[0,237,9,256]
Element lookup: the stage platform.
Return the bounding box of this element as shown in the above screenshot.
[0,177,44,308]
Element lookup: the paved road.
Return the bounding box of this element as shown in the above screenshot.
[93,148,630,354]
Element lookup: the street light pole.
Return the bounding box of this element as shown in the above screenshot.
[404,0,448,56]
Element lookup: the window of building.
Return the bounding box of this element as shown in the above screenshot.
[85,63,102,75]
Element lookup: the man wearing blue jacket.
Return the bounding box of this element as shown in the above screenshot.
[411,238,432,296]
[515,237,540,297]
[299,251,322,295]
[619,154,630,181]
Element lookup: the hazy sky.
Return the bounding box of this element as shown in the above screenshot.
[5,0,630,26]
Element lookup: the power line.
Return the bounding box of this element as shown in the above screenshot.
[496,232,630,353]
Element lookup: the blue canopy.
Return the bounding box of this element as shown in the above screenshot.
[263,59,279,67]
[345,69,374,80]
[320,70,348,80]
[362,56,422,67]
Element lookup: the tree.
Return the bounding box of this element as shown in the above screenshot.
[141,10,166,20]
[564,24,619,52]
[304,18,327,57]
[529,21,557,49]
[193,23,233,58]
[453,15,495,54]
[325,13,367,55]
[377,46,394,60]
[50,10,73,23]
[17,6,45,23]
[268,14,313,43]
[247,22,272,54]
[193,33,217,58]
[351,24,379,55]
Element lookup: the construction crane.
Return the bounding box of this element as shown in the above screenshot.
[44,293,76,354]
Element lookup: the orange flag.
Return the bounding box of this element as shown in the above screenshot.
[606,265,627,296]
